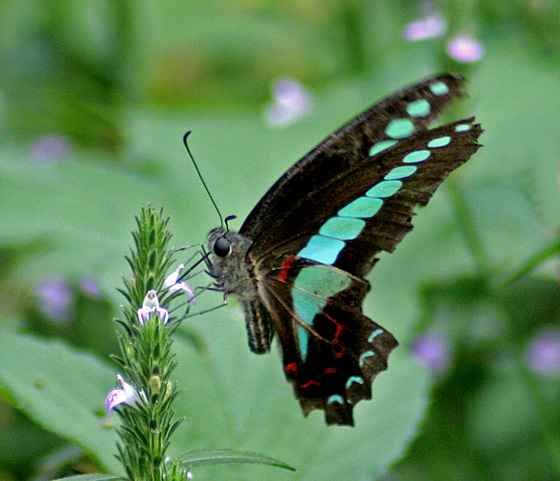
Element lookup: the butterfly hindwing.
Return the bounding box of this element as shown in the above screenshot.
[261,259,397,425]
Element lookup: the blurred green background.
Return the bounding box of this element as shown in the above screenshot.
[1,0,560,480]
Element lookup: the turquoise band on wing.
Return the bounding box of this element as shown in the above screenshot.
[366,180,402,198]
[327,394,344,405]
[338,197,383,218]
[369,140,397,156]
[319,217,366,240]
[359,350,375,365]
[384,165,417,180]
[368,328,383,343]
[346,376,364,388]
[385,118,415,139]
[406,99,431,118]
[427,136,451,148]
[297,93,465,267]
[429,81,449,95]
[291,266,352,359]
[403,150,430,163]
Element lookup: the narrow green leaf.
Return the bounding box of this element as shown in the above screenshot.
[178,448,296,471]
[51,475,124,481]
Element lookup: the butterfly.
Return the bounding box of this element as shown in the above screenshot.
[205,74,482,426]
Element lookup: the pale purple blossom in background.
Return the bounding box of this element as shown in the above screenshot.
[411,332,451,373]
[447,35,484,63]
[36,278,74,323]
[403,14,446,41]
[80,277,102,298]
[31,134,69,165]
[264,78,313,128]
[526,328,560,377]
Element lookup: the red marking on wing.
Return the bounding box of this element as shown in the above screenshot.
[325,313,344,343]
[324,367,337,374]
[285,362,298,374]
[301,379,321,388]
[333,343,345,359]
[277,257,296,283]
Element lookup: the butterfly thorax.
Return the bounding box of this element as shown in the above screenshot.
[207,227,274,354]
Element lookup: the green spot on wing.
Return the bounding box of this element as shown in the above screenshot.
[366,180,403,198]
[385,118,415,139]
[429,81,449,95]
[359,350,375,365]
[427,136,451,148]
[455,123,471,132]
[384,165,417,180]
[346,376,364,388]
[292,288,324,327]
[338,197,383,218]
[368,328,383,343]
[406,99,431,118]
[327,394,344,404]
[403,150,430,164]
[297,325,309,360]
[294,265,352,298]
[319,217,365,241]
[298,235,345,265]
[369,140,397,156]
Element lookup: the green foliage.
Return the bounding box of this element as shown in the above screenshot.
[0,1,559,480]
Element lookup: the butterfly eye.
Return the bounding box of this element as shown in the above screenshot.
[213,236,231,257]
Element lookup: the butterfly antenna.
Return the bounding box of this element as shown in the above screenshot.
[183,131,224,228]
[224,215,237,231]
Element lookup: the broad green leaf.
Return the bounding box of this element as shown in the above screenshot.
[0,331,121,475]
[164,309,428,481]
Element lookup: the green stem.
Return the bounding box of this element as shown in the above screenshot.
[447,177,491,278]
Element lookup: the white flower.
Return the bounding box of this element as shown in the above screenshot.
[163,264,196,305]
[137,290,169,324]
[105,375,139,413]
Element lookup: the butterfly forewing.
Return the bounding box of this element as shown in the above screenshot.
[241,73,469,246]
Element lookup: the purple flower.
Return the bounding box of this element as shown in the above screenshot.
[30,135,70,165]
[526,328,560,377]
[137,290,169,325]
[403,14,446,41]
[264,78,313,128]
[80,277,102,298]
[163,264,196,304]
[446,35,484,63]
[411,333,450,373]
[105,375,139,413]
[36,278,74,323]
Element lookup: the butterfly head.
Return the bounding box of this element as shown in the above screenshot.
[210,229,232,258]
[206,227,254,295]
